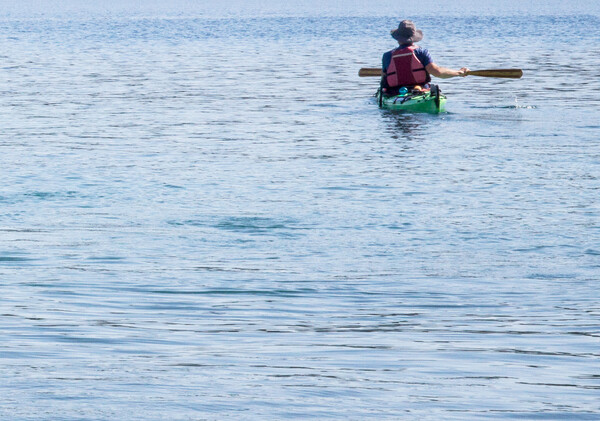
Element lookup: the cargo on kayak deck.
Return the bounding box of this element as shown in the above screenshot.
[376,84,446,114]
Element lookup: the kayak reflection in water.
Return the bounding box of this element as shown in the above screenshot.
[381,20,469,96]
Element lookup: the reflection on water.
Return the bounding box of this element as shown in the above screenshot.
[382,111,430,140]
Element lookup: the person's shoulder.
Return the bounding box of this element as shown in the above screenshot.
[414,45,432,57]
[413,46,433,66]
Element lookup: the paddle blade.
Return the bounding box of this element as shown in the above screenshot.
[466,69,523,79]
[358,68,382,77]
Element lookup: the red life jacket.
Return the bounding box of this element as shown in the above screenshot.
[385,45,430,88]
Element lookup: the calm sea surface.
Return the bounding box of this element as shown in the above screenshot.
[1,1,599,419]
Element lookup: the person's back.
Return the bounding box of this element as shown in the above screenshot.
[381,20,469,96]
[382,44,432,94]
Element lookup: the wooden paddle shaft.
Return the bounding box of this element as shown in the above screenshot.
[465,69,523,78]
[358,68,523,79]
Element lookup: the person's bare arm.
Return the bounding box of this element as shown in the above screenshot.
[426,63,469,79]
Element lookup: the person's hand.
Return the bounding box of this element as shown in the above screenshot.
[458,67,470,77]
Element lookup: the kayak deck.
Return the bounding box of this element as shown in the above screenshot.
[377,86,446,114]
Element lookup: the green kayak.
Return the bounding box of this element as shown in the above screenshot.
[377,85,446,114]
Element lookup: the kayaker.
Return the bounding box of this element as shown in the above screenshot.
[381,20,469,95]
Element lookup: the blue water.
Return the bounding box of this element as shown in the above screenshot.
[1,1,600,419]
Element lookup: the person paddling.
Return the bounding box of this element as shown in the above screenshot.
[381,20,469,96]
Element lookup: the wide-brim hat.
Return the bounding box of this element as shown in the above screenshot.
[391,20,423,44]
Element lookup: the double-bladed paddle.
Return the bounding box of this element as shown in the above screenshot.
[358,68,523,79]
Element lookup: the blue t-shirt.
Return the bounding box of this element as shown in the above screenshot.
[382,44,433,71]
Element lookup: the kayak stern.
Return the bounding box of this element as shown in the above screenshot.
[377,87,446,114]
